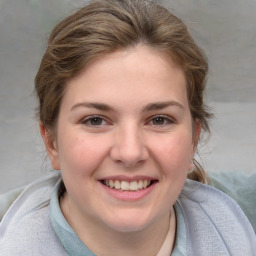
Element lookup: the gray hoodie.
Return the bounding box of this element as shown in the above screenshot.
[0,172,255,256]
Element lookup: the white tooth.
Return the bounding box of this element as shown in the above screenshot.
[143,180,148,189]
[138,180,143,189]
[109,180,114,188]
[121,181,130,190]
[105,180,110,187]
[114,180,121,190]
[129,181,138,191]
[147,180,151,186]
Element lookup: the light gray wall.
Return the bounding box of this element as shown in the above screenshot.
[0,0,255,193]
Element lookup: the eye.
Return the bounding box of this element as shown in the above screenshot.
[81,116,107,126]
[148,115,174,126]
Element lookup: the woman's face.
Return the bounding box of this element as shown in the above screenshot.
[44,45,200,233]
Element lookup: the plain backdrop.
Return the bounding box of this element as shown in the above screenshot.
[0,0,256,193]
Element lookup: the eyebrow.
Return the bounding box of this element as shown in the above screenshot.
[71,101,184,112]
[142,101,185,112]
[71,102,115,112]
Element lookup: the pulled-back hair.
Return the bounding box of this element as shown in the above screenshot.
[35,0,212,183]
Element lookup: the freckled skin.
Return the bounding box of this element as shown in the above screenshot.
[42,45,200,254]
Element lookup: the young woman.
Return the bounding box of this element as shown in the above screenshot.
[0,0,255,255]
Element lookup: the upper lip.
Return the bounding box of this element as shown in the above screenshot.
[99,175,158,182]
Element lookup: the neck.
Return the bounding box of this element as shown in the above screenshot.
[61,195,176,256]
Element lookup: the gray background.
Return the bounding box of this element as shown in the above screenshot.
[0,0,255,193]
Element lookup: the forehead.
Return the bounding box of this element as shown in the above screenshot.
[62,46,188,110]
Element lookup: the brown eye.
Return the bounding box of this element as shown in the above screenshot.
[89,117,103,125]
[152,116,165,125]
[81,116,106,126]
[149,116,173,126]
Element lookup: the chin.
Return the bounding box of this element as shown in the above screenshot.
[103,211,155,233]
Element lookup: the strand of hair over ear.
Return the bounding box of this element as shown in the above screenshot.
[188,159,209,184]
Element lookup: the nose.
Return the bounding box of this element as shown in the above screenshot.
[110,124,149,168]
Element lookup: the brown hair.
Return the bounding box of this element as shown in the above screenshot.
[35,0,212,183]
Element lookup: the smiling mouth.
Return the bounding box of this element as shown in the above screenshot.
[100,179,158,192]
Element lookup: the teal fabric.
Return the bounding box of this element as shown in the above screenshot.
[50,180,96,256]
[209,171,256,232]
[50,180,187,255]
[172,202,187,256]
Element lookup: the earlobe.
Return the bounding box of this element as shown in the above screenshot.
[39,122,60,170]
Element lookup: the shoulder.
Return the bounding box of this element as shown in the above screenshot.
[208,171,256,232]
[0,186,25,221]
[178,179,256,256]
[0,171,67,256]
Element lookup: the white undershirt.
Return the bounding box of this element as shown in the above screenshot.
[156,207,176,256]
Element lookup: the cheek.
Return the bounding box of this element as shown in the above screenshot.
[57,132,109,177]
[150,131,193,173]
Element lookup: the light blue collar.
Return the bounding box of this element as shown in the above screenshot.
[172,200,187,256]
[50,181,96,256]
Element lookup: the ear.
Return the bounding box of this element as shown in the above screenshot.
[193,119,201,153]
[189,120,201,170]
[39,121,60,170]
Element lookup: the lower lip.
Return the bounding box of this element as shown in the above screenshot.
[99,182,157,201]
